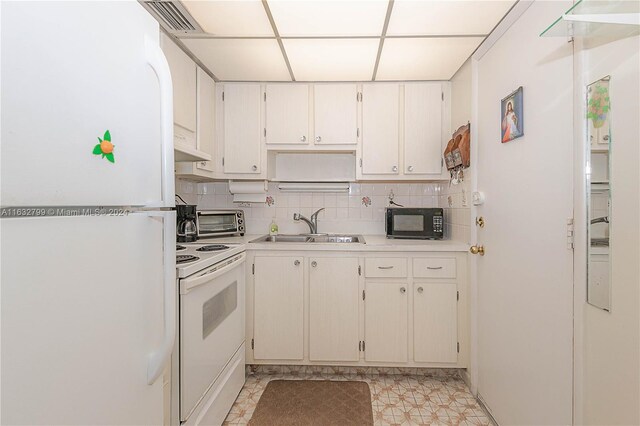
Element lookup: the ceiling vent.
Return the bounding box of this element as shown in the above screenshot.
[141,1,203,35]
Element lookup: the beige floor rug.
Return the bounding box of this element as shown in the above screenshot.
[248,380,374,426]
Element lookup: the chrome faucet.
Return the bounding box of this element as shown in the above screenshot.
[591,216,609,225]
[293,208,325,234]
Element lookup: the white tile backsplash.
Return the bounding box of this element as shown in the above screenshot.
[438,167,473,243]
[176,182,443,236]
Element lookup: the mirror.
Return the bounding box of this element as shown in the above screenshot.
[586,76,611,311]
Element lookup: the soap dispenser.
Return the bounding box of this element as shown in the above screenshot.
[269,218,279,236]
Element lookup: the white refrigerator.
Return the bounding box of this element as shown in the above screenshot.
[1,2,176,424]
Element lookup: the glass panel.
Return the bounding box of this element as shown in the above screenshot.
[198,214,236,232]
[541,0,640,38]
[202,281,237,339]
[586,76,611,311]
[394,215,424,232]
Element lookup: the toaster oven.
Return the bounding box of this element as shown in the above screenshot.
[196,209,245,238]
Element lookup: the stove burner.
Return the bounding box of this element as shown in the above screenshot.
[177,255,199,264]
[176,245,187,251]
[196,244,230,252]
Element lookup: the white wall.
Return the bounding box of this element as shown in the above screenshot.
[574,34,640,426]
[443,59,474,244]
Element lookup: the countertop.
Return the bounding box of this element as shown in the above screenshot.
[201,234,469,253]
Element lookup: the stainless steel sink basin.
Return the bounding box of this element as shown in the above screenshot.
[249,234,364,244]
[310,235,362,243]
[252,235,313,243]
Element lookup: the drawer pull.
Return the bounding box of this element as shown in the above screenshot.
[378,266,394,270]
[427,266,443,270]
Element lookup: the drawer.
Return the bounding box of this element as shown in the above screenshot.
[365,258,408,278]
[413,258,457,279]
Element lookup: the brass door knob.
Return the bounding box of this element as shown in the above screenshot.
[470,245,485,256]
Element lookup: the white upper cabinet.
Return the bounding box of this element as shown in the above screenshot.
[222,84,262,174]
[313,84,358,145]
[361,83,400,175]
[195,68,215,172]
[265,84,309,145]
[161,34,196,134]
[404,83,443,175]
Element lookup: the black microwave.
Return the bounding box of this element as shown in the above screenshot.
[385,208,444,240]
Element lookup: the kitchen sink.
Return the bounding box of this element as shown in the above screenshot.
[253,235,314,243]
[250,234,364,244]
[310,235,363,243]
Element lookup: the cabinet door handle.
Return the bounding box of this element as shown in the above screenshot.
[417,287,424,293]
[400,287,406,294]
[408,166,414,172]
[252,165,258,172]
[311,261,317,267]
[427,266,443,270]
[300,136,306,142]
[294,260,300,266]
[377,266,394,270]
[315,136,322,142]
[392,165,398,172]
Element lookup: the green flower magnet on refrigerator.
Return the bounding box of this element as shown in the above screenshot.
[93,130,115,163]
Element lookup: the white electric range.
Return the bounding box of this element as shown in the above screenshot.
[173,241,246,425]
[176,242,246,278]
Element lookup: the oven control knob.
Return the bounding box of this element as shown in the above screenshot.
[294,260,300,266]
[238,219,243,224]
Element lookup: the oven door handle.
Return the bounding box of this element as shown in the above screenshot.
[180,253,246,294]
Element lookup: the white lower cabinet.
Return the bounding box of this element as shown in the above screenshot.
[253,256,304,360]
[413,282,458,363]
[364,281,409,363]
[309,257,360,362]
[248,251,466,368]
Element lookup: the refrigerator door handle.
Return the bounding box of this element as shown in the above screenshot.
[145,35,175,209]
[146,210,176,384]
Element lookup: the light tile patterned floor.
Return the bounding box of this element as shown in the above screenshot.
[223,367,491,426]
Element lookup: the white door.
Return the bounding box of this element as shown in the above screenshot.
[314,84,358,145]
[1,1,169,208]
[161,33,197,134]
[265,84,309,144]
[309,257,360,362]
[196,67,216,173]
[413,282,457,363]
[1,213,171,425]
[253,256,304,360]
[364,281,408,362]
[404,83,443,175]
[361,84,400,175]
[223,84,262,174]
[474,3,574,424]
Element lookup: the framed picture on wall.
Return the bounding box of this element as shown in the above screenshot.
[501,86,524,143]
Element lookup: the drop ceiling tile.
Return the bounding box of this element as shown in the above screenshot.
[268,0,388,36]
[283,39,379,81]
[182,39,291,81]
[387,0,516,36]
[181,0,273,37]
[376,37,483,81]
